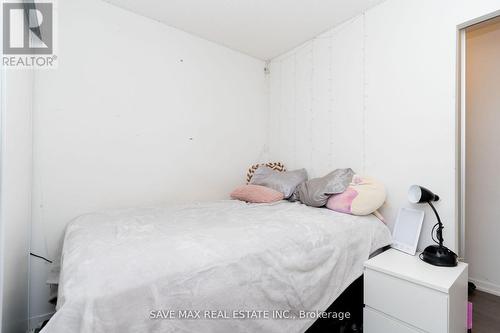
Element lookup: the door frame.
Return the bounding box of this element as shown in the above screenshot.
[456,10,500,259]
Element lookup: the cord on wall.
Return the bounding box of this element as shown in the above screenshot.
[30,252,53,264]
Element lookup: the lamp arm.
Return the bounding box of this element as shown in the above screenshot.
[427,201,443,246]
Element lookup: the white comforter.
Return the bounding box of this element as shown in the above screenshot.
[43,200,391,333]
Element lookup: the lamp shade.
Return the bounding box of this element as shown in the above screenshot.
[408,185,439,203]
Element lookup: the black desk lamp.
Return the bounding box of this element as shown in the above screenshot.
[408,185,458,267]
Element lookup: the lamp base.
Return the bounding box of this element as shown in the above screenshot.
[420,245,458,267]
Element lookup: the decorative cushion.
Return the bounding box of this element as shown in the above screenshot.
[246,162,286,184]
[230,185,284,203]
[249,166,308,199]
[326,175,386,216]
[294,168,355,207]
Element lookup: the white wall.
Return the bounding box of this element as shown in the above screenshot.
[30,0,268,320]
[465,18,500,296]
[0,68,33,332]
[268,0,500,250]
[269,16,365,178]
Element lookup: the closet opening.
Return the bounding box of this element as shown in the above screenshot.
[458,11,500,332]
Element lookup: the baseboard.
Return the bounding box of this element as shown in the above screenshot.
[469,277,500,297]
[28,312,55,331]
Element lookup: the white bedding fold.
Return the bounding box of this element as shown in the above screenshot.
[42,200,391,333]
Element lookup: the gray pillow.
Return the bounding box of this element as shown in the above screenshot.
[294,168,355,207]
[250,166,308,199]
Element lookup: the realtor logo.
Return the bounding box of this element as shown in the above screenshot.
[2,1,56,68]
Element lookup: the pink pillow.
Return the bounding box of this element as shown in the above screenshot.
[230,185,284,203]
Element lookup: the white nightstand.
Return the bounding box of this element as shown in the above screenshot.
[363,249,468,333]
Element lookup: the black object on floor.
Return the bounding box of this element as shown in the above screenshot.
[34,320,50,333]
[468,281,477,295]
[306,276,364,333]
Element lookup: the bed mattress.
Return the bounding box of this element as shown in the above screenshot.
[42,200,391,333]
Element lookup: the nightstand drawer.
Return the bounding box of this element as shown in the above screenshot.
[364,269,448,333]
[364,307,424,333]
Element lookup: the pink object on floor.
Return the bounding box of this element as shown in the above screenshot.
[467,301,473,329]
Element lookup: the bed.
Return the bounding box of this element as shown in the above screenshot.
[42,200,391,333]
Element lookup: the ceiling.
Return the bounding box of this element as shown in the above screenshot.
[104,0,385,60]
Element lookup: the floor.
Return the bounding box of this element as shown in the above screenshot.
[469,290,500,333]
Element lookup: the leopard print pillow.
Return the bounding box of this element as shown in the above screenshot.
[246,162,286,184]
